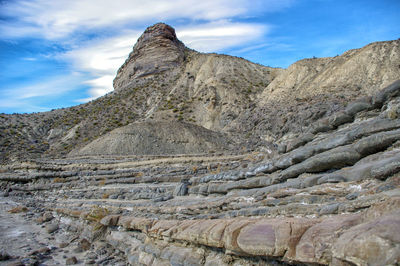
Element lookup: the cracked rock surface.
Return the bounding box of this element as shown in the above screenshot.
[1,80,400,265]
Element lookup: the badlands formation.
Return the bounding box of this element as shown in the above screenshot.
[0,23,400,265]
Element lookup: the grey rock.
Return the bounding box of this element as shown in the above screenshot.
[174,182,189,196]
[310,119,334,134]
[345,98,372,116]
[0,251,10,261]
[345,192,359,200]
[279,145,360,181]
[66,256,78,265]
[371,160,400,180]
[353,129,400,156]
[318,174,346,184]
[329,111,353,127]
[109,194,119,199]
[319,203,340,215]
[373,79,400,108]
[277,144,287,154]
[286,133,314,152]
[45,223,59,234]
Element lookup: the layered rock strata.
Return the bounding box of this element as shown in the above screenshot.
[1,80,399,265]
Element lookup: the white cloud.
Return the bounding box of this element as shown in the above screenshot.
[0,74,86,112]
[78,75,115,102]
[61,30,140,100]
[0,0,295,107]
[1,75,82,100]
[177,21,268,52]
[0,0,264,39]
[0,0,292,40]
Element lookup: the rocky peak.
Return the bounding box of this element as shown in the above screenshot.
[113,23,187,90]
[135,23,182,50]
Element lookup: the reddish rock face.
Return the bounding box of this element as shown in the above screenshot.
[113,23,186,90]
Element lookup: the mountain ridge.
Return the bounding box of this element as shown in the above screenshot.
[0,23,400,266]
[0,23,399,162]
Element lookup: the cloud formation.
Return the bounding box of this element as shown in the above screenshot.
[0,0,287,39]
[0,0,293,110]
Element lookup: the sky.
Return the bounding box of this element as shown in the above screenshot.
[0,0,399,114]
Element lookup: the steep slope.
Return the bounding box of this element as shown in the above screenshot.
[261,39,400,103]
[113,23,186,89]
[229,39,400,142]
[0,23,399,163]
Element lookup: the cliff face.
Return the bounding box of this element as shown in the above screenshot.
[113,23,186,90]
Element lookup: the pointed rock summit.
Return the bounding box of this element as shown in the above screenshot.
[114,23,187,90]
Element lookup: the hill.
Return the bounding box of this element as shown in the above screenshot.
[1,23,399,162]
[0,23,399,265]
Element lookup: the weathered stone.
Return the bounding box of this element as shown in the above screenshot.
[100,215,120,226]
[45,223,59,234]
[373,79,400,108]
[207,220,234,248]
[279,145,360,180]
[223,219,252,254]
[0,251,10,261]
[174,182,189,196]
[345,98,372,116]
[66,256,78,265]
[295,214,361,264]
[329,111,353,127]
[79,238,91,251]
[332,212,400,266]
[319,203,340,215]
[353,129,400,156]
[128,218,154,232]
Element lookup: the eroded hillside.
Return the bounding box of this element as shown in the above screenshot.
[1,24,399,162]
[1,79,399,265]
[0,23,400,265]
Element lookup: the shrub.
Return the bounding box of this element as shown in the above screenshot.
[53,177,67,183]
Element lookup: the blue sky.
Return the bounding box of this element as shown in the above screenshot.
[0,0,399,114]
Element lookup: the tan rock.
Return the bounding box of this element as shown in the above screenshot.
[100,215,120,226]
[295,214,362,264]
[236,220,276,256]
[332,211,400,266]
[138,251,155,265]
[207,219,235,248]
[117,216,135,228]
[174,219,218,245]
[361,196,400,221]
[223,219,253,254]
[149,220,180,237]
[128,218,154,232]
[236,218,317,258]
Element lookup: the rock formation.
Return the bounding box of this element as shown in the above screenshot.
[113,23,186,89]
[0,23,399,265]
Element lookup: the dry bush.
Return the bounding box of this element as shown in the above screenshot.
[192,166,198,173]
[87,206,109,223]
[8,206,28,213]
[53,177,67,183]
